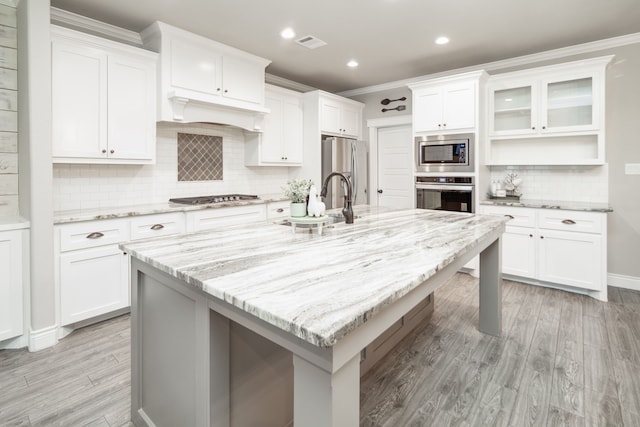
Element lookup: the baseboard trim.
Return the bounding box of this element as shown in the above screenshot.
[608,273,640,292]
[28,324,58,352]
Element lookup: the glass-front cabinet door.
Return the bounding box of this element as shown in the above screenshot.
[542,76,596,132]
[489,83,537,136]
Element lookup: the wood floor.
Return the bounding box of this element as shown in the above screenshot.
[1,275,639,427]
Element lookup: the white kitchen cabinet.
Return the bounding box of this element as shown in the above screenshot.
[319,96,362,138]
[0,229,25,342]
[480,205,608,300]
[265,200,291,220]
[129,212,186,240]
[185,204,268,232]
[245,85,303,166]
[57,218,130,327]
[408,71,486,134]
[485,56,612,166]
[140,21,271,131]
[51,26,157,164]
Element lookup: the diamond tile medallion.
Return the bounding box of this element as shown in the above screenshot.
[177,133,223,181]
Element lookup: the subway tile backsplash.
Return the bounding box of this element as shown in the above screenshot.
[52,123,291,211]
[488,165,609,203]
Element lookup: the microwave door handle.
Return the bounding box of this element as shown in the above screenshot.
[416,184,474,191]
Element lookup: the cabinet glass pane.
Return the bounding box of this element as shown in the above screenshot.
[547,77,592,128]
[494,86,532,131]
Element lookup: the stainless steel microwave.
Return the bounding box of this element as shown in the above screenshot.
[415,133,474,173]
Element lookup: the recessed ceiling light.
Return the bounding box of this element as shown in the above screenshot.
[347,59,359,68]
[435,36,450,45]
[280,27,296,39]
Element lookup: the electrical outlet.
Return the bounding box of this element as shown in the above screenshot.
[625,163,640,175]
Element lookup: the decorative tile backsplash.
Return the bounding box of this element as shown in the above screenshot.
[52,123,292,211]
[177,133,223,181]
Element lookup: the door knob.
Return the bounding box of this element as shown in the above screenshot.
[377,189,383,194]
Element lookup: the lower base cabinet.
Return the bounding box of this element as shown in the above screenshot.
[481,205,607,299]
[60,245,129,326]
[0,229,25,342]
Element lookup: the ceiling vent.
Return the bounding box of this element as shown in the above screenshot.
[295,35,327,50]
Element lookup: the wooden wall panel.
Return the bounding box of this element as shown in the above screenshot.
[0,131,16,152]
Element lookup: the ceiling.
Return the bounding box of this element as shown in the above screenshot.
[50,0,640,93]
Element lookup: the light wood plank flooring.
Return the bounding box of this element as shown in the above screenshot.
[1,274,639,426]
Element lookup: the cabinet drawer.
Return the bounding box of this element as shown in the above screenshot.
[480,205,536,227]
[187,204,267,232]
[538,210,604,234]
[130,213,186,241]
[58,219,129,252]
[266,201,290,220]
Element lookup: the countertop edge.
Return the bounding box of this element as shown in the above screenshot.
[480,199,613,213]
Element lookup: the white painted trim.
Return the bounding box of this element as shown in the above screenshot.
[608,273,640,292]
[28,324,57,351]
[367,115,412,207]
[265,73,316,93]
[339,32,640,97]
[0,334,27,350]
[50,6,142,46]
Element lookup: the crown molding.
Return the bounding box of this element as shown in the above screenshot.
[50,6,142,46]
[265,73,316,93]
[339,32,640,97]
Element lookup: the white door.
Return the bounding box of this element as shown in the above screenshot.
[377,125,414,209]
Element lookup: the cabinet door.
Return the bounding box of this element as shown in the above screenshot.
[107,54,156,160]
[0,230,23,341]
[488,82,537,136]
[541,75,597,133]
[413,87,443,132]
[170,38,222,96]
[222,55,265,105]
[538,230,602,290]
[60,245,129,326]
[52,41,107,159]
[261,93,285,162]
[501,226,536,278]
[282,97,303,163]
[443,82,475,130]
[340,103,361,138]
[320,99,342,135]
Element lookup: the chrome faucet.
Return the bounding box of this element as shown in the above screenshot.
[320,172,354,224]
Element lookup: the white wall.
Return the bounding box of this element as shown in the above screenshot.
[52,123,291,211]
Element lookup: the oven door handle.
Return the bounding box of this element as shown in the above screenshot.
[415,184,474,191]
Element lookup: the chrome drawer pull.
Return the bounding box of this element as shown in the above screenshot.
[561,219,576,225]
[150,224,165,230]
[86,232,104,239]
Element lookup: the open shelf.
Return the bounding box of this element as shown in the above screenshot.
[486,134,603,166]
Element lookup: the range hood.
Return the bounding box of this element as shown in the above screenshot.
[141,21,272,132]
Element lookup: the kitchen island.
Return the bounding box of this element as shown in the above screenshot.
[122,207,508,427]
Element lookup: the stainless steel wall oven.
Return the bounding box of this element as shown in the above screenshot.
[415,176,474,213]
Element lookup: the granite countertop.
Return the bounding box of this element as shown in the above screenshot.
[53,194,289,224]
[0,216,30,232]
[480,199,612,213]
[121,206,508,348]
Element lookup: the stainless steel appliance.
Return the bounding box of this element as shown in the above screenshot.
[415,133,474,173]
[321,136,367,209]
[169,194,259,204]
[416,176,474,213]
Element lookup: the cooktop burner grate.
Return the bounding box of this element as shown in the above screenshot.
[169,194,260,205]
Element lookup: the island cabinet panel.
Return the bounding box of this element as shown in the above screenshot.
[480,205,607,300]
[51,25,157,165]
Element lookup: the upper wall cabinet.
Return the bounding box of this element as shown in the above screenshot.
[484,56,613,165]
[245,84,303,166]
[408,71,487,134]
[51,26,157,164]
[141,22,271,132]
[318,95,363,138]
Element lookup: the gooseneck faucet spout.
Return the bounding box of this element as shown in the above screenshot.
[320,172,354,224]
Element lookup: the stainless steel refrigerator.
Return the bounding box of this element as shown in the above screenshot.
[321,135,368,209]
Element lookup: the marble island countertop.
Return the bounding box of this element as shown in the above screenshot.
[121,206,508,348]
[53,194,288,224]
[480,198,612,212]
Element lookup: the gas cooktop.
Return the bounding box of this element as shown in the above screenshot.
[169,194,260,205]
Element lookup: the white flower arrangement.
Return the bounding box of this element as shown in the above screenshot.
[282,178,314,203]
